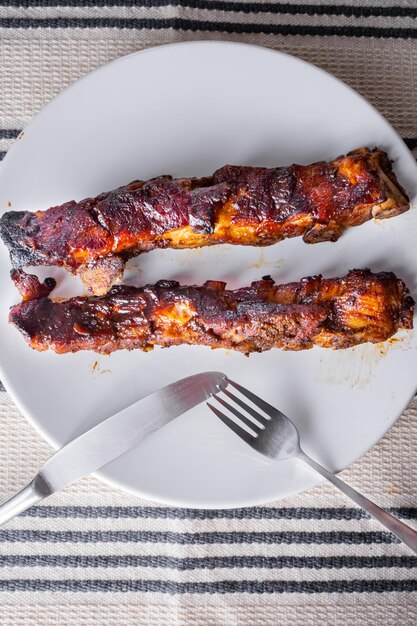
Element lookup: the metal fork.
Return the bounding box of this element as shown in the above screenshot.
[207,377,417,554]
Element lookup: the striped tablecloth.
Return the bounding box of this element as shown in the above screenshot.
[1,2,417,624]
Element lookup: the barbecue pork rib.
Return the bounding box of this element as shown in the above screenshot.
[9,269,414,355]
[0,148,409,295]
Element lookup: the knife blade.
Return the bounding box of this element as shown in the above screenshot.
[0,371,227,526]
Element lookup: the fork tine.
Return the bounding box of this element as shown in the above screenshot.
[221,388,269,425]
[226,377,281,419]
[212,395,261,433]
[206,402,254,443]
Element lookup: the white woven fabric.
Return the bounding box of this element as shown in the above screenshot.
[0,2,417,623]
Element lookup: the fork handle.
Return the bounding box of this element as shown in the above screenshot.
[0,475,50,527]
[298,450,417,554]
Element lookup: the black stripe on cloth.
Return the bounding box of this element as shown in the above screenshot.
[0,530,400,544]
[20,505,417,520]
[0,152,6,161]
[403,138,417,150]
[0,129,20,140]
[1,2,417,20]
[0,554,415,569]
[1,18,417,38]
[0,579,416,593]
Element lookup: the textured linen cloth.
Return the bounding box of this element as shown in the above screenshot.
[1,1,417,624]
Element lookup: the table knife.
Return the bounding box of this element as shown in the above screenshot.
[0,371,226,526]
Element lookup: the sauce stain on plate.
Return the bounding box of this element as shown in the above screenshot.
[90,360,112,377]
[247,250,284,271]
[316,335,410,390]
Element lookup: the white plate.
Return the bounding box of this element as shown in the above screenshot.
[0,42,416,508]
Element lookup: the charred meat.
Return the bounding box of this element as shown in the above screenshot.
[0,148,409,295]
[9,269,414,355]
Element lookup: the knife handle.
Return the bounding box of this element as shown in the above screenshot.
[0,475,51,527]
